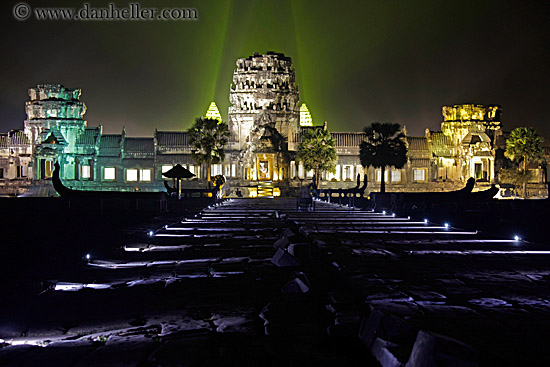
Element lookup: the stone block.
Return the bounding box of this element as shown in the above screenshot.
[273,236,290,249]
[371,338,406,367]
[359,308,417,349]
[281,228,295,238]
[405,330,477,367]
[271,248,300,267]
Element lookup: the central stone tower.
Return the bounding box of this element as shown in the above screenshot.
[228,51,299,151]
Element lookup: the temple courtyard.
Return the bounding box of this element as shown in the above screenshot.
[1,198,550,366]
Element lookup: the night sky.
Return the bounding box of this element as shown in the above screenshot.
[1,0,549,137]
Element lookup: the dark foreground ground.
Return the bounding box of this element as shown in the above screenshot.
[1,197,550,366]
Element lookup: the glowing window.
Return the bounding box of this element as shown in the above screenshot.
[298,163,304,179]
[334,165,341,181]
[231,164,236,178]
[82,165,91,179]
[162,165,172,173]
[44,160,54,178]
[391,170,401,182]
[343,165,353,181]
[375,170,389,182]
[126,169,138,182]
[413,169,426,181]
[104,167,116,181]
[211,164,222,176]
[140,169,151,182]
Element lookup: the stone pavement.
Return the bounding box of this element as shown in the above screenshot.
[1,198,549,366]
[0,198,374,366]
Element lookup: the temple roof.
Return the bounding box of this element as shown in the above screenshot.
[98,134,122,157]
[429,132,453,157]
[407,137,429,151]
[331,132,367,147]
[0,130,29,148]
[124,137,154,156]
[156,131,190,148]
[76,127,100,146]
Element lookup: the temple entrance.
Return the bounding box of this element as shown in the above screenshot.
[473,158,490,181]
[256,154,274,181]
[40,159,54,179]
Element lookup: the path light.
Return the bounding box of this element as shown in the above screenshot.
[514,235,521,241]
[85,254,91,260]
[148,230,154,237]
[392,213,396,217]
[444,223,449,228]
[382,210,386,215]
[424,219,428,224]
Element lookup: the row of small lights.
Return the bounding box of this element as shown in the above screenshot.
[378,210,521,241]
[85,204,522,263]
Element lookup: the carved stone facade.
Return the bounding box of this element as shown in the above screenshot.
[0,56,548,197]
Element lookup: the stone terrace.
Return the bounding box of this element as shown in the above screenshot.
[1,198,550,366]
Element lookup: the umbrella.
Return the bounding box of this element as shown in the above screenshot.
[162,164,195,199]
[162,164,195,179]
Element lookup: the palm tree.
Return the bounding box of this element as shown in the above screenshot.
[359,122,407,193]
[188,117,230,186]
[504,127,544,198]
[297,126,337,187]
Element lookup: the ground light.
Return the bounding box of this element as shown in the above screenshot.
[382,210,386,215]
[514,235,521,241]
[444,223,450,228]
[424,219,428,224]
[148,230,154,237]
[85,254,90,260]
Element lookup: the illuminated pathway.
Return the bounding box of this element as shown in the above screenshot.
[1,198,550,366]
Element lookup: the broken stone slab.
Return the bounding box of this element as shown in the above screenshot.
[359,308,418,350]
[405,330,478,367]
[271,248,301,267]
[211,314,254,333]
[371,337,407,367]
[281,228,295,237]
[273,236,290,249]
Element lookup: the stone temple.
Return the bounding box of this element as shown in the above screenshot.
[0,52,548,197]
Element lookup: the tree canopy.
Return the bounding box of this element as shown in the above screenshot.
[359,122,407,193]
[504,127,544,197]
[297,127,337,186]
[188,117,230,183]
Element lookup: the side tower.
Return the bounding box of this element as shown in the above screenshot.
[440,104,501,182]
[24,84,87,180]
